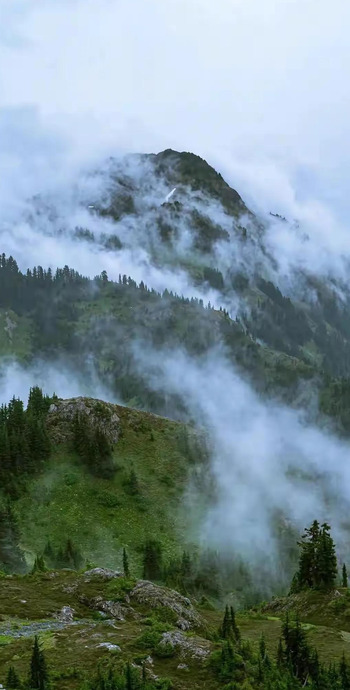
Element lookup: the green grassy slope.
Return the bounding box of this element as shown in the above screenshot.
[12,401,200,572]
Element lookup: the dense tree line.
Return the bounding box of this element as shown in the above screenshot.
[0,387,52,496]
[0,502,26,573]
[0,253,309,414]
[210,606,350,688]
[82,662,172,690]
[41,539,83,571]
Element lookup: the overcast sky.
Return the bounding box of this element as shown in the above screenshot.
[1,0,350,235]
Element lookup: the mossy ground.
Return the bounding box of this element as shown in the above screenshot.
[0,572,221,689]
[1,574,350,688]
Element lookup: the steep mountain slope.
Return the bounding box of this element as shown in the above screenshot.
[76,149,350,377]
[8,149,350,397]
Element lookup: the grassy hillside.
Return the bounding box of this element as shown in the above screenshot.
[9,399,202,573]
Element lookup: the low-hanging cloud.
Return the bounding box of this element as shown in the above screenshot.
[2,0,350,585]
[0,358,118,407]
[132,343,350,567]
[2,0,350,283]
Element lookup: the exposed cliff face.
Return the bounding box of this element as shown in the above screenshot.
[46,397,120,444]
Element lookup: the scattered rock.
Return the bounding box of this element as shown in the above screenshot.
[177,663,189,671]
[62,583,78,594]
[79,595,130,621]
[20,600,27,604]
[83,567,122,581]
[54,606,75,623]
[97,642,121,652]
[158,631,211,660]
[130,581,203,629]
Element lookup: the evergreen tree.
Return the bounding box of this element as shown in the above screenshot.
[292,520,338,592]
[282,614,311,683]
[219,605,230,639]
[43,541,55,567]
[219,605,241,642]
[123,547,130,578]
[340,653,350,690]
[343,564,348,588]
[125,662,133,690]
[0,502,26,573]
[230,605,241,642]
[31,555,46,574]
[277,638,284,668]
[317,523,338,590]
[295,520,320,590]
[72,413,114,478]
[180,551,192,578]
[64,539,82,569]
[142,540,162,580]
[27,387,51,420]
[6,666,21,689]
[125,468,140,495]
[30,635,48,689]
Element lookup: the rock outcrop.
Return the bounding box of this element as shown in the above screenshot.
[158,630,211,660]
[46,397,120,444]
[79,594,131,621]
[83,568,122,581]
[130,580,204,630]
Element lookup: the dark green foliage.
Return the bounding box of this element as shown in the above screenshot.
[319,379,350,433]
[343,564,348,588]
[162,548,262,603]
[27,386,52,420]
[0,502,26,573]
[0,253,319,420]
[124,468,140,496]
[123,547,130,577]
[340,653,350,690]
[83,661,171,689]
[282,613,310,683]
[31,555,46,574]
[43,538,82,570]
[6,665,21,689]
[219,605,241,642]
[250,277,313,359]
[30,635,48,689]
[203,266,224,290]
[292,521,337,592]
[63,538,83,570]
[72,412,115,479]
[102,233,123,251]
[74,227,95,243]
[210,610,350,688]
[143,540,163,580]
[0,388,51,496]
